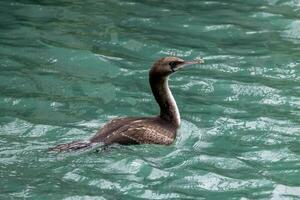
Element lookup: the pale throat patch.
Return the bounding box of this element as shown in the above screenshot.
[165,79,181,126]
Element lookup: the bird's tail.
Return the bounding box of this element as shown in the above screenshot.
[49,140,93,152]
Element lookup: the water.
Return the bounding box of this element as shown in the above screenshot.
[0,0,300,199]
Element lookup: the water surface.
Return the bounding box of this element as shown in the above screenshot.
[1,0,300,199]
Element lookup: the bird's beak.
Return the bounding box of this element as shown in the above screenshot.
[183,59,204,66]
[174,59,204,71]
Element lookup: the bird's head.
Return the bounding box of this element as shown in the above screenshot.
[150,57,204,77]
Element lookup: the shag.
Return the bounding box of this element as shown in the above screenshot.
[50,57,204,151]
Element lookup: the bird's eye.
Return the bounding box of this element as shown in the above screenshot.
[169,61,183,72]
[169,61,178,68]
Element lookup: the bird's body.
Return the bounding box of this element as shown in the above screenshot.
[90,116,176,145]
[50,57,203,152]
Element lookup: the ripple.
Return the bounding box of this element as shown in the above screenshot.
[240,148,299,163]
[272,184,300,199]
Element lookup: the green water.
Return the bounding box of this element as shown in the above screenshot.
[1,0,300,199]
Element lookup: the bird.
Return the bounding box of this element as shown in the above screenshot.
[50,57,204,152]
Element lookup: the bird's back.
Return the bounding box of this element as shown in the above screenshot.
[90,116,177,145]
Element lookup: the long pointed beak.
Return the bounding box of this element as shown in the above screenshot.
[175,58,204,71]
[182,59,204,66]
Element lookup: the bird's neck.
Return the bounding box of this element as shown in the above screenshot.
[149,74,181,128]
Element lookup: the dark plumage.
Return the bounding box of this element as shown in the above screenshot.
[50,57,204,152]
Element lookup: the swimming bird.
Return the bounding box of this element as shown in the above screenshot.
[50,57,204,151]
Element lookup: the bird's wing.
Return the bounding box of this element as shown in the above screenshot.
[90,117,140,143]
[104,123,174,145]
